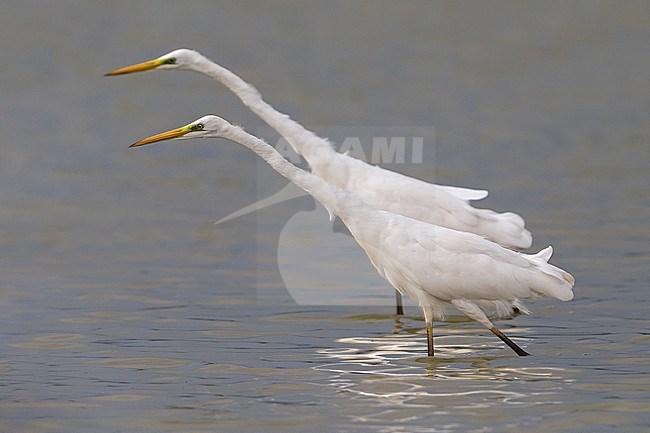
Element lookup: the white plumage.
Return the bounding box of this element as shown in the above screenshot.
[107,49,534,315]
[106,49,533,248]
[130,115,575,357]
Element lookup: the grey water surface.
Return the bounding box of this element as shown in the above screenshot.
[1,1,649,432]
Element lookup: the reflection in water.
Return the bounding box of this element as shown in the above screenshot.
[314,317,571,413]
[327,314,538,361]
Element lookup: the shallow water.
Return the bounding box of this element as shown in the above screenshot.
[1,2,649,432]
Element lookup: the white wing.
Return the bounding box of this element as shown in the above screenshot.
[317,155,532,249]
[365,215,571,304]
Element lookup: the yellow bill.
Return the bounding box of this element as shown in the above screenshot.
[130,125,193,148]
[105,58,165,76]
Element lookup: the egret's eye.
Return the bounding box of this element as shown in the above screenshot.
[193,123,204,131]
[165,57,177,64]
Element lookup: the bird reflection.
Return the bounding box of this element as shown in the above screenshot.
[313,312,541,368]
[316,315,538,375]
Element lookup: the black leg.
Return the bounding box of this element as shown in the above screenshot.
[395,290,404,316]
[426,321,434,357]
[490,326,530,356]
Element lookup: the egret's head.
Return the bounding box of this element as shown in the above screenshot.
[130,115,232,147]
[105,48,201,76]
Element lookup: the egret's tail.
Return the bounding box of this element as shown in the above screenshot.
[527,246,575,301]
[472,208,533,250]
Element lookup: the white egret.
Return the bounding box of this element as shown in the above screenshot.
[107,49,534,314]
[106,49,531,247]
[130,115,575,357]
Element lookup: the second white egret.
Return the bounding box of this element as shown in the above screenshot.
[107,49,532,248]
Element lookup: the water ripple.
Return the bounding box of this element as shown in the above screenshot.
[312,330,572,414]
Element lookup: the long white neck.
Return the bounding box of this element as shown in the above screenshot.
[192,53,335,164]
[220,125,369,224]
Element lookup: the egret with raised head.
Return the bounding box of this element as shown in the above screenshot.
[107,49,534,314]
